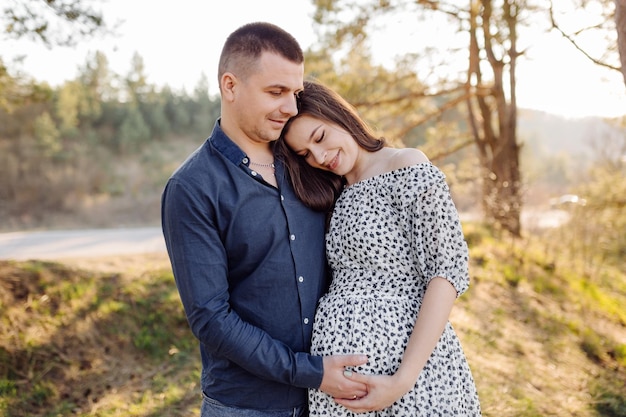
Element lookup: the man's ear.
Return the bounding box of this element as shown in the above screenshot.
[221,72,237,102]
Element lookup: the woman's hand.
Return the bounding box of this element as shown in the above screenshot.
[334,371,413,413]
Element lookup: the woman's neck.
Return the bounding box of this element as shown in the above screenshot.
[345,147,391,186]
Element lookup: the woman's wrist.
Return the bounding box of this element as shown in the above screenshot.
[393,367,419,393]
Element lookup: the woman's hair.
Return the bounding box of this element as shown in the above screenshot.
[276,80,386,212]
[218,22,304,86]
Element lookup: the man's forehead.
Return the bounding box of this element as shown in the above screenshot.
[254,53,304,89]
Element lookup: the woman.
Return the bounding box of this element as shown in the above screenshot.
[276,80,481,416]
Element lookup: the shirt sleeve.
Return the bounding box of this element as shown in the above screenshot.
[401,165,470,296]
[161,177,324,389]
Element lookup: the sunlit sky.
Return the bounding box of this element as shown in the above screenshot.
[4,0,625,119]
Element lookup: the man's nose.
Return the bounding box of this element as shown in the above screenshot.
[281,94,299,117]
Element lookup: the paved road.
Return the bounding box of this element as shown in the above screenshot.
[0,209,569,261]
[0,227,166,260]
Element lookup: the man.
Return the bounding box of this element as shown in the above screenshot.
[161,22,367,417]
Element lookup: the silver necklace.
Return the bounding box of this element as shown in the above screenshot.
[250,161,275,168]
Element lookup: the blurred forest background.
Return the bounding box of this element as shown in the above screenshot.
[0,50,220,231]
[1,1,626,416]
[0,0,625,241]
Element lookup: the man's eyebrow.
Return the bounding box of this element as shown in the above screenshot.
[266,84,295,91]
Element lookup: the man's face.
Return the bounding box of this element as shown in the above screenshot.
[230,52,304,144]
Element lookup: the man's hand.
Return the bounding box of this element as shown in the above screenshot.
[319,355,368,399]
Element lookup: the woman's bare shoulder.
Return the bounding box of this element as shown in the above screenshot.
[388,147,430,171]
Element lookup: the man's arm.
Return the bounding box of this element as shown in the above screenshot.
[162,178,367,393]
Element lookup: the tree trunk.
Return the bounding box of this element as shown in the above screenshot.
[617,0,626,86]
[467,0,522,236]
[482,129,522,237]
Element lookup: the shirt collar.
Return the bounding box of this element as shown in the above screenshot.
[210,119,248,166]
[209,119,283,176]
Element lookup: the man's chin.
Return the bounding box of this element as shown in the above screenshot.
[263,131,282,143]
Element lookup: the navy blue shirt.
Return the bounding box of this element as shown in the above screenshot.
[161,121,328,410]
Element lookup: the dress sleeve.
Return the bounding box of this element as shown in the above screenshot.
[399,164,470,296]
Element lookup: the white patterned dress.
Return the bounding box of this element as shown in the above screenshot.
[309,163,481,416]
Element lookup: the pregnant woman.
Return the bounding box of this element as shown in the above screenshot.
[276,80,481,416]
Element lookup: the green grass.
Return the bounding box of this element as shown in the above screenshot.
[0,259,200,416]
[456,224,626,417]
[0,225,624,416]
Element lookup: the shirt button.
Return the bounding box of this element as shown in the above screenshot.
[243,157,249,164]
[298,276,304,283]
[304,318,309,324]
[290,234,296,240]
[251,171,258,176]
[280,195,285,201]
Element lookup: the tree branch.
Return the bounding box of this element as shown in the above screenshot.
[548,0,621,72]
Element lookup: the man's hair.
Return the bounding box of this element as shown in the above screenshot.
[218,22,304,85]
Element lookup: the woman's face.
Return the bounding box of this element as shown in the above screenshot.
[283,114,360,176]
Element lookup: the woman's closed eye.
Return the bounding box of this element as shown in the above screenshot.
[293,147,310,158]
[297,131,325,159]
